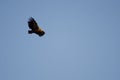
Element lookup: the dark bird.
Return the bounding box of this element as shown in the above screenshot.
[28,17,45,37]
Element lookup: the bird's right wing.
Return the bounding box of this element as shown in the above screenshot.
[28,17,39,30]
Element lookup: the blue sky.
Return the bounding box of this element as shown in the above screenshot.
[0,0,120,80]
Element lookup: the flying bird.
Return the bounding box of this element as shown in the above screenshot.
[28,17,45,37]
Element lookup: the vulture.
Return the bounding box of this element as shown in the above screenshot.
[28,17,45,37]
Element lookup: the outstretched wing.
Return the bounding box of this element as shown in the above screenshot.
[28,17,39,30]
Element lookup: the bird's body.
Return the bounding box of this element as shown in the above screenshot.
[28,17,45,37]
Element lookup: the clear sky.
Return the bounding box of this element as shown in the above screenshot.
[0,0,120,80]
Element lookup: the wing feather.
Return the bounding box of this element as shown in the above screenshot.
[28,17,39,30]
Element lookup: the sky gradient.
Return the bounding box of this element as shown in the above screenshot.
[0,0,120,80]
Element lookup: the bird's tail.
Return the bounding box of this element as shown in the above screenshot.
[28,30,33,34]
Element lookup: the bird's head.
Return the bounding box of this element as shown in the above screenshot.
[38,31,45,37]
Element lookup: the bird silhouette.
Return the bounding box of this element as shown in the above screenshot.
[28,17,45,37]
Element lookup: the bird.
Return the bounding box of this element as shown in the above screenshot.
[28,17,45,37]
